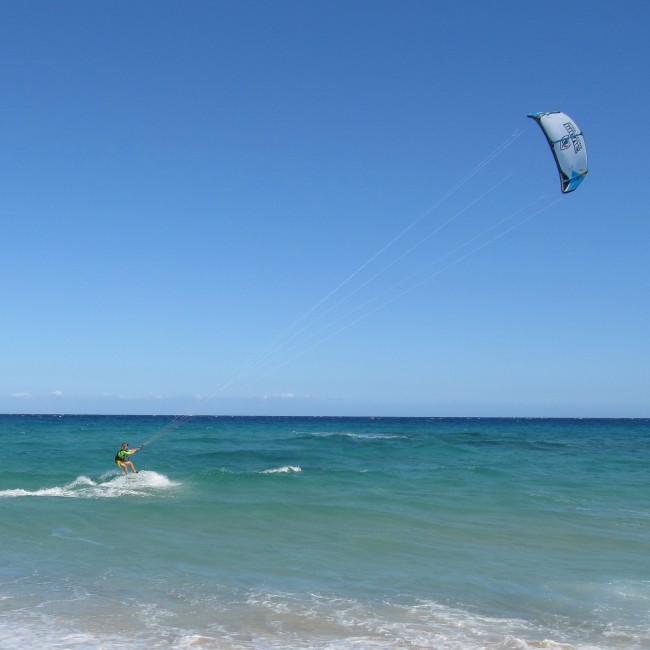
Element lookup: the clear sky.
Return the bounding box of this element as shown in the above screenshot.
[2,1,649,417]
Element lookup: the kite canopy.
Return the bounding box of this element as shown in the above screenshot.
[528,111,588,193]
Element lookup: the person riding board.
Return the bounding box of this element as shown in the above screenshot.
[115,442,141,474]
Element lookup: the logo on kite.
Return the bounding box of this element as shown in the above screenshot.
[528,111,588,193]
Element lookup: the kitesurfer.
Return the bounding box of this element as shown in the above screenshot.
[115,442,140,474]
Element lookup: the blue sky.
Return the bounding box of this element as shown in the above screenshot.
[2,1,649,417]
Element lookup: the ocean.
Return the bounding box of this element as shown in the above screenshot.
[0,415,648,649]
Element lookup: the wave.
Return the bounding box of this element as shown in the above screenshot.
[305,431,408,440]
[212,465,302,476]
[0,471,180,499]
[260,465,301,474]
[0,588,642,650]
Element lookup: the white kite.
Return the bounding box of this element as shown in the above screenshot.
[528,111,588,193]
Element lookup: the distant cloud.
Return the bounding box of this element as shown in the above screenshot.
[262,392,311,400]
[51,390,64,398]
[100,392,165,401]
[11,391,32,399]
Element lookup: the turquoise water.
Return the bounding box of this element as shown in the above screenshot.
[1,415,648,649]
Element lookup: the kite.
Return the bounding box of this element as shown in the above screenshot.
[528,111,588,193]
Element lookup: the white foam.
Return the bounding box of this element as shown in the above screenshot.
[0,471,180,499]
[261,466,301,474]
[0,589,643,650]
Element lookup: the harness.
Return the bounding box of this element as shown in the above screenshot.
[115,450,128,463]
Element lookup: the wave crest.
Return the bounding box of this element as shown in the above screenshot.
[0,470,180,499]
[261,466,302,474]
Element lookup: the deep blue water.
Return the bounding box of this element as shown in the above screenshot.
[1,415,649,649]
